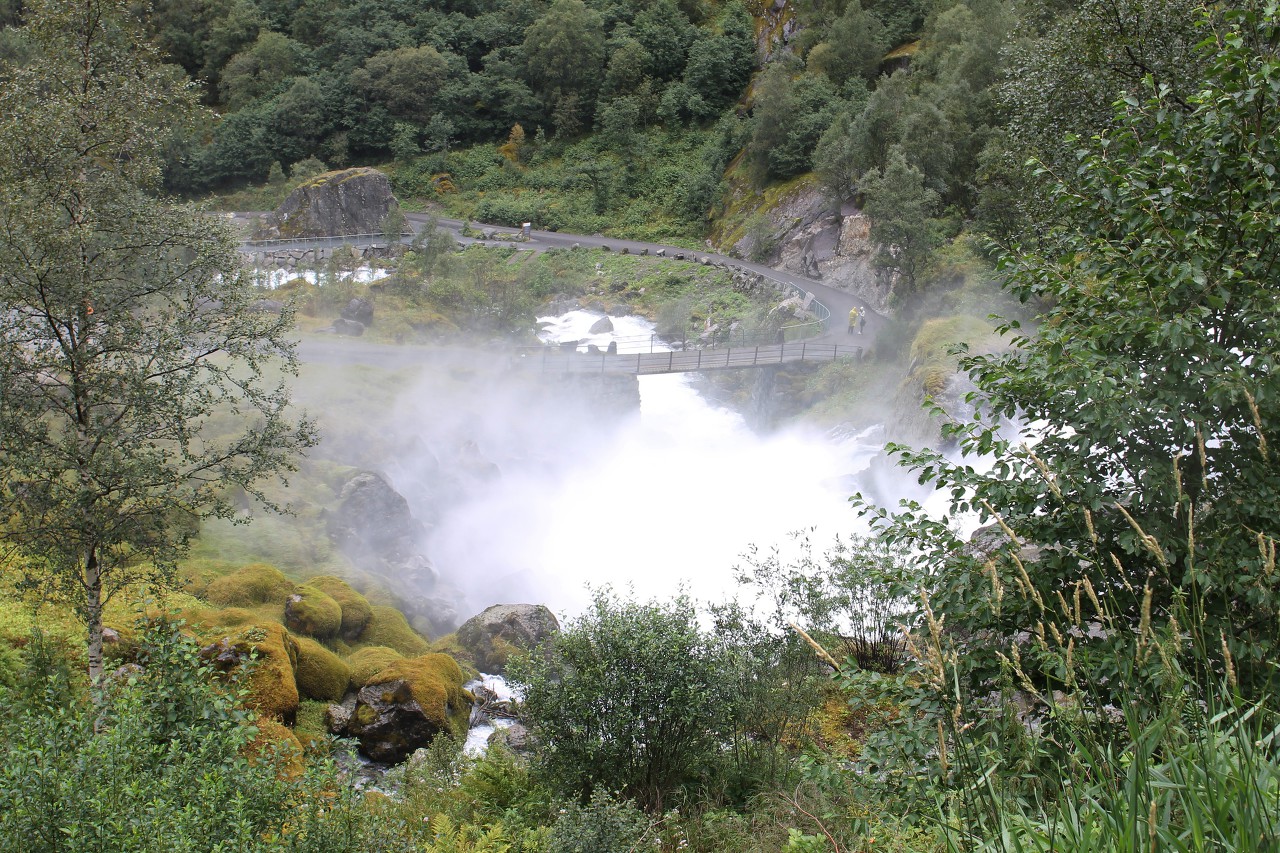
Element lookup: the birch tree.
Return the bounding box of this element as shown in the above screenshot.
[0,0,315,685]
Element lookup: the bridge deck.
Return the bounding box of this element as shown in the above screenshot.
[515,342,863,375]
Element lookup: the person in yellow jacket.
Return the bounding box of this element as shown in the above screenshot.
[848,306,860,334]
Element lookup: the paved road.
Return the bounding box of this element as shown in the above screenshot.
[401,213,880,348]
[232,211,881,350]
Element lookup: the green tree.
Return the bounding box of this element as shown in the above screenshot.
[511,589,731,812]
[218,30,312,110]
[350,44,451,126]
[806,0,888,87]
[521,0,606,134]
[0,0,315,686]
[857,147,939,297]
[867,0,1280,717]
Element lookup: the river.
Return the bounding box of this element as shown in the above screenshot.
[423,310,901,623]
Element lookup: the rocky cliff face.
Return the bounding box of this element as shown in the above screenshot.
[723,180,896,314]
[253,167,401,240]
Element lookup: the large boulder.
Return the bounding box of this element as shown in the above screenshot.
[252,167,401,240]
[283,585,342,639]
[456,604,559,674]
[347,653,471,763]
[201,622,300,724]
[307,575,374,641]
[327,472,425,565]
[293,636,351,701]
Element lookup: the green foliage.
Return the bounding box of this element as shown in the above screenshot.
[0,0,315,684]
[0,621,360,851]
[858,148,940,297]
[511,588,733,812]
[548,788,658,853]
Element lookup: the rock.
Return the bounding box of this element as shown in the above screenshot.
[342,298,374,326]
[490,722,532,754]
[306,575,373,641]
[284,585,343,639]
[205,563,295,608]
[326,692,359,734]
[589,315,614,334]
[201,623,300,724]
[252,299,285,313]
[294,635,351,701]
[252,167,401,240]
[102,626,120,645]
[456,604,560,674]
[331,317,365,336]
[348,653,470,763]
[346,646,405,691]
[328,472,424,565]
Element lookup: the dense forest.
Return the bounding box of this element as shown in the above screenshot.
[2,0,1280,850]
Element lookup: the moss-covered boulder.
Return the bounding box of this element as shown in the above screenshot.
[360,605,430,656]
[283,585,342,639]
[346,645,404,691]
[244,718,304,778]
[204,563,295,608]
[294,636,352,701]
[201,622,300,724]
[348,653,470,763]
[455,603,559,674]
[307,575,373,641]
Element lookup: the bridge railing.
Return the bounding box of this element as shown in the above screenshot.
[516,341,863,375]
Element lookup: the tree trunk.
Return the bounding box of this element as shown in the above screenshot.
[86,547,104,688]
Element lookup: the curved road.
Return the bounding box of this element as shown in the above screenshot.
[234,211,881,348]
[401,213,880,348]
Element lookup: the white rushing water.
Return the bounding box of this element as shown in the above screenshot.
[426,310,892,622]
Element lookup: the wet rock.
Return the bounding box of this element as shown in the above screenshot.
[348,654,469,763]
[253,167,401,240]
[588,315,614,334]
[331,317,365,336]
[342,298,374,326]
[456,604,560,674]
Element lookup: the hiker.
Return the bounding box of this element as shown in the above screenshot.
[858,312,866,335]
[848,307,860,334]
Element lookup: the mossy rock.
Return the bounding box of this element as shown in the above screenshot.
[360,605,430,657]
[294,699,333,755]
[294,636,352,701]
[307,575,373,641]
[349,653,471,763]
[283,585,342,639]
[202,622,300,724]
[345,645,404,690]
[204,563,295,608]
[244,718,304,778]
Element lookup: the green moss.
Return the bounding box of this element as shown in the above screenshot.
[245,718,304,778]
[294,699,333,756]
[293,635,352,701]
[204,563,295,608]
[306,575,373,641]
[360,605,430,656]
[208,622,300,724]
[346,645,405,690]
[428,633,481,682]
[365,653,470,737]
[283,585,342,639]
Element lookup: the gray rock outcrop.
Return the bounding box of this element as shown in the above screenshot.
[456,603,560,674]
[253,167,401,240]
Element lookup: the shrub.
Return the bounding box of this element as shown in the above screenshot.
[549,789,657,853]
[511,588,732,812]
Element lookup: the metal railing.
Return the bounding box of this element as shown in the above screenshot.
[516,341,863,375]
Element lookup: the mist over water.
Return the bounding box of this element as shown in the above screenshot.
[420,311,897,622]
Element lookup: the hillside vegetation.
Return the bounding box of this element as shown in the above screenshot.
[3,0,1280,850]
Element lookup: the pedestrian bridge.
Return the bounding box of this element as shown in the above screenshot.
[514,339,864,376]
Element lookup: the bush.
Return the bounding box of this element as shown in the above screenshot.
[0,621,360,852]
[511,589,732,812]
[549,789,657,853]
